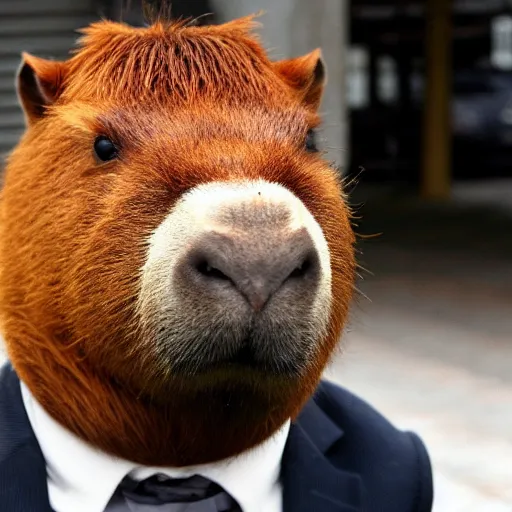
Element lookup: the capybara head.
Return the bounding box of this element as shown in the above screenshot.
[0,5,355,466]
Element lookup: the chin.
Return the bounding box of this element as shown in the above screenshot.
[137,341,307,408]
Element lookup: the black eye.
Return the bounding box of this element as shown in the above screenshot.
[94,136,118,162]
[305,129,318,152]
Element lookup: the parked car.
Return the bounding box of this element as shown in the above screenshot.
[452,70,512,175]
[349,69,512,183]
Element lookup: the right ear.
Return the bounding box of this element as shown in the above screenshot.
[17,52,67,126]
[273,49,327,111]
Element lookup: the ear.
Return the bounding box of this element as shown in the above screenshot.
[17,52,67,126]
[274,49,326,110]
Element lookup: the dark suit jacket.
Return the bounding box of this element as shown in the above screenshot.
[0,363,433,511]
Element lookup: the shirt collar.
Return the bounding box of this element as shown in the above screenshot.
[21,382,289,512]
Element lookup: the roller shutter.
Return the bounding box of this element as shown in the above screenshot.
[0,0,100,161]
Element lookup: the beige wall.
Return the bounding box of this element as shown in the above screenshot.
[212,0,350,171]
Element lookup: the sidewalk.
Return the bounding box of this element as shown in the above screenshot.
[325,184,512,510]
[326,327,512,511]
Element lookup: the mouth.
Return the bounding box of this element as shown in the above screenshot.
[222,342,257,366]
[169,336,301,378]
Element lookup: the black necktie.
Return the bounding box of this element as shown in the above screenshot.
[107,473,242,511]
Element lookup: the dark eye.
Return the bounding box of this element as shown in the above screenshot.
[305,129,318,152]
[94,136,118,162]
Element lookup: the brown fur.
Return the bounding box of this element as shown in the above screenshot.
[0,16,355,466]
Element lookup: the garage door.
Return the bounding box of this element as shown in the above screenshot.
[0,0,100,160]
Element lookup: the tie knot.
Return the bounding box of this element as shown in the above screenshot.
[113,473,242,511]
[121,473,223,504]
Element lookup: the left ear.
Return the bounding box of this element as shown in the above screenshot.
[17,52,67,126]
[274,49,326,111]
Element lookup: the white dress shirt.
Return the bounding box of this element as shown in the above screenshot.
[21,382,289,512]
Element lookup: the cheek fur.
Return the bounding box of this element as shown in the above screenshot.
[0,118,355,466]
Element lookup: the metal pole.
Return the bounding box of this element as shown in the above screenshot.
[421,0,452,200]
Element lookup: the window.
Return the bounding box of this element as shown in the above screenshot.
[346,46,370,109]
[377,55,399,104]
[491,15,512,70]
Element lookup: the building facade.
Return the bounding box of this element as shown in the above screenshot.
[0,0,109,158]
[213,0,350,169]
[0,0,350,171]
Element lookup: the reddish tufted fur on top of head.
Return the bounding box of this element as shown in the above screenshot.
[0,13,355,466]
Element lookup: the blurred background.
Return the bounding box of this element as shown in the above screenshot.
[0,0,511,510]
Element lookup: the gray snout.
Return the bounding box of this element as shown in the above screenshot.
[185,227,320,312]
[139,181,333,376]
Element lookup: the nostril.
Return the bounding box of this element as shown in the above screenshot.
[195,260,231,281]
[287,257,313,279]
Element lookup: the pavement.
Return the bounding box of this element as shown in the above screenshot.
[324,181,512,511]
[325,270,512,511]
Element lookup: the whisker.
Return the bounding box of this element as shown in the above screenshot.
[352,285,371,303]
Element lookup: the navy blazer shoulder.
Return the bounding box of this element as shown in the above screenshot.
[0,363,433,512]
[290,379,434,511]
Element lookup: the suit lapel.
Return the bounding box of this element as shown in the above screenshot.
[0,364,52,512]
[281,397,364,512]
